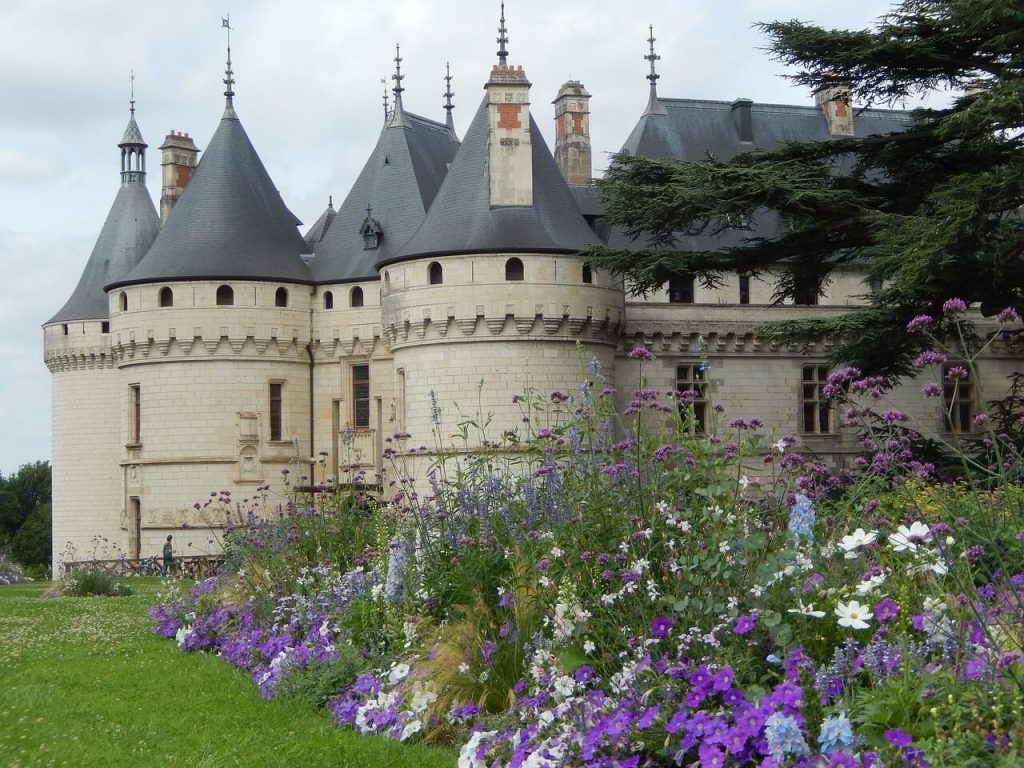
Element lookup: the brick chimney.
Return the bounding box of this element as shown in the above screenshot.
[159,131,199,222]
[814,83,854,137]
[486,64,533,207]
[553,80,592,185]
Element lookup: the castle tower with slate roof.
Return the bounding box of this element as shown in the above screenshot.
[377,20,623,443]
[43,97,160,564]
[45,17,1023,570]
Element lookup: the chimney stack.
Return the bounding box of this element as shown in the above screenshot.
[159,131,200,222]
[731,98,753,143]
[814,83,854,137]
[553,80,592,185]
[486,64,533,207]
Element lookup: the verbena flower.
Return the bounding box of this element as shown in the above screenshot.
[942,297,968,315]
[627,346,656,360]
[906,314,933,332]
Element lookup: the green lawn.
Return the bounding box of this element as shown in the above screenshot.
[0,580,455,768]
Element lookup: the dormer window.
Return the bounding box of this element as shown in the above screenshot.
[360,206,383,250]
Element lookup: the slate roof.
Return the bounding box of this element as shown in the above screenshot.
[607,97,913,251]
[309,111,460,283]
[119,113,146,147]
[303,199,336,253]
[389,97,598,264]
[48,181,160,324]
[110,106,311,288]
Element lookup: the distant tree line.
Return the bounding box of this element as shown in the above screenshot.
[0,461,51,576]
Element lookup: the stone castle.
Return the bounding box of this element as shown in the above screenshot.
[43,16,1021,567]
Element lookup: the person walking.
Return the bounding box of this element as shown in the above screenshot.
[161,535,174,577]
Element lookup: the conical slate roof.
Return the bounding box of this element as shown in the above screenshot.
[47,182,160,324]
[111,109,311,288]
[310,111,459,282]
[388,97,597,265]
[119,113,146,147]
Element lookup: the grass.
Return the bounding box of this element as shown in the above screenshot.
[0,580,455,768]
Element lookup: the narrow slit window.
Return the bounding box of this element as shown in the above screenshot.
[269,382,283,441]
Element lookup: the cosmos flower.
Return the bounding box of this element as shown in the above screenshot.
[835,600,873,629]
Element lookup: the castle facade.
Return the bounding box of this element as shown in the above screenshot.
[43,22,1021,568]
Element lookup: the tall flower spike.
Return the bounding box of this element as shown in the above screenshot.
[497,2,509,65]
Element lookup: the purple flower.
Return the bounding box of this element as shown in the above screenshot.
[650,615,672,639]
[627,346,656,360]
[942,297,968,315]
[874,597,899,623]
[913,350,947,368]
[733,614,755,635]
[712,667,734,693]
[574,665,593,685]
[698,743,726,768]
[906,314,933,332]
[996,306,1020,323]
[921,383,942,398]
[884,728,913,748]
[945,365,968,381]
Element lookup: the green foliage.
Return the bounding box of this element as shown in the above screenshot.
[0,461,51,572]
[274,646,368,710]
[581,0,1024,376]
[66,568,133,597]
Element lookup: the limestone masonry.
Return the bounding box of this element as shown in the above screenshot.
[43,20,1021,569]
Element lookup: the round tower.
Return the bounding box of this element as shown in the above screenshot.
[43,95,160,569]
[104,42,314,556]
[377,10,624,446]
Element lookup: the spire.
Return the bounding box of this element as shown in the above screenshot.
[382,78,390,121]
[496,2,509,65]
[643,24,667,116]
[119,71,147,183]
[222,15,237,118]
[443,62,456,135]
[387,43,410,127]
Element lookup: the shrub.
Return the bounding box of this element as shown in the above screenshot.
[274,645,367,710]
[0,549,32,585]
[66,569,132,597]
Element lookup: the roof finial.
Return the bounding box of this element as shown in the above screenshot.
[392,44,405,100]
[497,2,509,65]
[129,69,136,117]
[382,77,390,121]
[643,24,667,116]
[443,61,456,133]
[328,195,334,210]
[222,15,236,113]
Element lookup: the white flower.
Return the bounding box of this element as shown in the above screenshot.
[400,719,422,741]
[388,662,411,686]
[889,521,931,552]
[788,601,826,618]
[656,500,670,514]
[739,475,750,489]
[175,625,194,648]
[839,528,878,558]
[749,584,765,598]
[854,572,887,595]
[835,600,873,629]
[458,730,496,768]
[583,640,596,655]
[538,576,553,588]
[458,662,470,674]
[550,546,563,558]
[719,541,731,554]
[774,438,787,453]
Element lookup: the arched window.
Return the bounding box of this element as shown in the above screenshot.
[351,286,364,307]
[216,284,234,306]
[428,261,443,285]
[323,291,334,310]
[275,287,288,307]
[505,257,524,281]
[582,264,593,284]
[119,292,128,311]
[383,271,391,291]
[159,287,173,307]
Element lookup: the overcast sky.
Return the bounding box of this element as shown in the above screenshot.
[0,0,935,476]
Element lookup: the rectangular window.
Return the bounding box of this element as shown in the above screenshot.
[801,365,831,433]
[352,365,370,428]
[942,364,973,432]
[269,382,283,441]
[129,384,141,444]
[668,275,695,304]
[675,363,707,433]
[738,274,750,305]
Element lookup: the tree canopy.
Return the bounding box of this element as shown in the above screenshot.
[581,0,1024,377]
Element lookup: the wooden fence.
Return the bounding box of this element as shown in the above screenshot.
[62,555,225,580]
